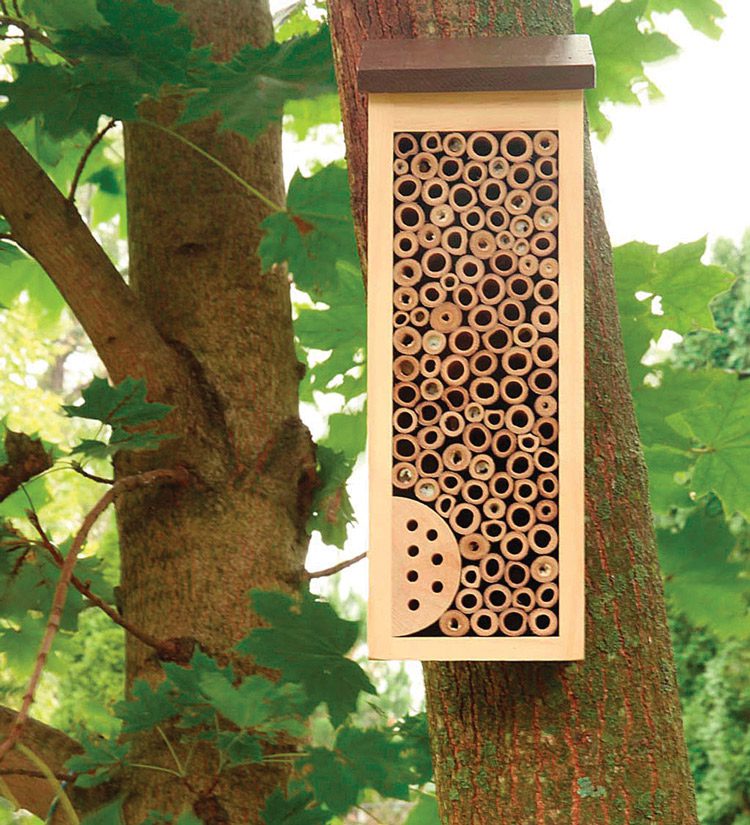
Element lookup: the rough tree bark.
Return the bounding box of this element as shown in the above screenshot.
[328,2,699,823]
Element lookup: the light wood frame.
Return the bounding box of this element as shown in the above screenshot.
[367,91,585,661]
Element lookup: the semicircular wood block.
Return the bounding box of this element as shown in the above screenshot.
[392,497,461,636]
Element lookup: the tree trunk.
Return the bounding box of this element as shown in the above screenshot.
[116,0,314,820]
[328,2,699,823]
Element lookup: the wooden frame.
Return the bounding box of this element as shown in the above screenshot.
[367,90,585,661]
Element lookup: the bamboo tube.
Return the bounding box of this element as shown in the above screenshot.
[499,375,529,405]
[506,189,532,215]
[392,433,419,462]
[467,305,497,332]
[519,254,540,276]
[393,326,421,355]
[509,214,534,238]
[444,386,469,411]
[528,524,559,553]
[469,455,494,482]
[517,433,541,455]
[443,442,471,471]
[465,402,485,423]
[393,258,421,287]
[481,519,505,542]
[498,607,529,636]
[449,326,480,355]
[488,155,510,179]
[497,298,526,326]
[528,368,558,395]
[410,306,430,327]
[535,156,558,180]
[507,501,536,533]
[535,499,558,523]
[508,161,535,190]
[419,282,447,308]
[455,254,485,284]
[394,230,419,258]
[512,587,536,612]
[393,311,409,328]
[471,609,499,636]
[393,158,409,175]
[530,555,559,583]
[530,231,557,257]
[507,450,535,479]
[463,480,489,508]
[441,353,470,386]
[485,205,510,233]
[420,176,449,205]
[417,223,442,249]
[392,461,417,489]
[430,203,454,227]
[394,132,419,158]
[530,180,558,206]
[491,429,517,458]
[422,247,452,277]
[414,477,440,502]
[469,376,500,405]
[468,351,498,379]
[536,582,559,609]
[462,423,492,454]
[534,205,559,232]
[462,159,488,187]
[460,206,487,231]
[439,410,465,438]
[469,229,497,259]
[449,182,477,212]
[484,409,505,430]
[537,472,559,499]
[489,250,518,276]
[501,347,533,377]
[481,555,506,585]
[477,273,506,306]
[430,303,462,333]
[489,471,514,499]
[533,447,559,473]
[484,582,511,610]
[417,425,446,450]
[394,174,422,203]
[461,564,482,588]
[416,400,441,425]
[393,381,420,408]
[420,377,444,402]
[393,286,419,311]
[421,131,442,152]
[483,497,506,519]
[534,395,557,417]
[531,338,559,368]
[440,225,469,255]
[504,561,531,589]
[500,531,529,561]
[436,493,456,518]
[482,326,512,354]
[496,229,515,250]
[416,449,443,478]
[393,407,418,434]
[439,471,464,495]
[513,237,531,256]
[439,156,464,183]
[456,587,483,613]
[513,477,538,502]
[459,532,490,561]
[533,130,558,156]
[506,274,534,301]
[411,151,439,180]
[533,279,559,306]
[443,132,467,157]
[440,272,458,292]
[530,305,558,333]
[439,609,470,637]
[539,257,559,279]
[513,323,539,348]
[467,131,499,160]
[450,503,482,536]
[478,178,507,208]
[529,608,558,637]
[500,131,533,162]
[420,352,443,376]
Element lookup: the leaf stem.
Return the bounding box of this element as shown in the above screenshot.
[141,119,285,214]
[305,550,367,579]
[156,726,185,777]
[128,762,183,779]
[16,743,79,825]
[68,119,117,203]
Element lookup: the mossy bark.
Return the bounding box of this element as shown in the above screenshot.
[328,1,699,823]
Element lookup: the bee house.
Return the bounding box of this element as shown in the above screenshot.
[361,36,595,661]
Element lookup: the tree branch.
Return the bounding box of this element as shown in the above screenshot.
[305,550,367,579]
[0,16,56,55]
[0,467,191,765]
[68,118,117,203]
[0,127,188,395]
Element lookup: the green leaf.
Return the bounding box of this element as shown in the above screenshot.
[261,789,329,825]
[260,165,359,298]
[175,812,203,825]
[308,446,355,550]
[114,679,177,733]
[285,94,341,141]
[66,733,130,788]
[642,444,693,513]
[214,731,263,766]
[658,507,749,638]
[22,0,106,30]
[644,0,724,39]
[63,376,172,427]
[180,26,336,142]
[238,589,375,726]
[70,426,173,460]
[0,245,65,329]
[80,798,125,825]
[0,797,44,824]
[404,794,441,825]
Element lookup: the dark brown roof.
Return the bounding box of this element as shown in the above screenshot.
[357,35,595,94]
